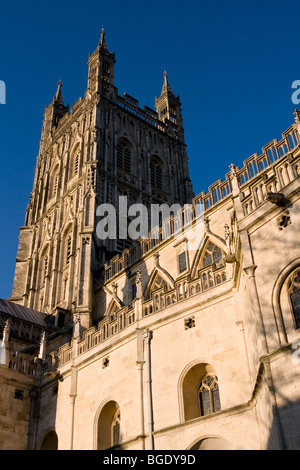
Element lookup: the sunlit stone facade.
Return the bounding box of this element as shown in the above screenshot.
[1,32,300,450]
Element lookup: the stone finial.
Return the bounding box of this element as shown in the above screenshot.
[3,318,11,344]
[136,269,143,299]
[53,80,65,107]
[0,319,11,367]
[294,109,300,124]
[229,163,238,176]
[38,331,46,361]
[73,313,81,339]
[99,27,108,51]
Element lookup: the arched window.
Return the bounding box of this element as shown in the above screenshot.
[37,248,49,289]
[65,232,72,267]
[50,168,59,199]
[69,151,79,179]
[43,255,48,283]
[198,373,221,416]
[40,430,58,450]
[180,363,221,422]
[144,271,173,301]
[275,263,300,344]
[74,153,79,175]
[150,156,163,189]
[97,401,121,450]
[202,242,224,268]
[117,142,131,172]
[288,268,300,329]
[151,273,170,293]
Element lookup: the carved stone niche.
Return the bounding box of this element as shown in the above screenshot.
[277,209,292,231]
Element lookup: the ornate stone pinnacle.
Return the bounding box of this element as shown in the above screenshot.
[294,109,300,124]
[229,163,237,176]
[3,318,11,343]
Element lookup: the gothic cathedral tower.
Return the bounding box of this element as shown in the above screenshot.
[9,30,194,329]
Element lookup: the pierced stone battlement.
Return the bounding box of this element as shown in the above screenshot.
[103,116,300,282]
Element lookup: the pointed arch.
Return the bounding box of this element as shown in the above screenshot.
[105,297,122,318]
[272,258,300,345]
[143,266,175,300]
[50,163,60,199]
[102,285,123,314]
[69,141,81,179]
[38,242,50,288]
[116,136,133,173]
[150,154,166,190]
[60,222,73,270]
[191,235,226,280]
[39,428,59,450]
[94,398,121,450]
[178,360,221,423]
[187,436,233,451]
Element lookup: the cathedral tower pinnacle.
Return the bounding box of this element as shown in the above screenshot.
[155,71,184,141]
[87,28,116,96]
[9,32,194,331]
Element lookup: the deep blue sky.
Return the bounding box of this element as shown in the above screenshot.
[0,0,299,299]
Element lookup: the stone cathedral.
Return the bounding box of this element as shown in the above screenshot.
[0,30,300,451]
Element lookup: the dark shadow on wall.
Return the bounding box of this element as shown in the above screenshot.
[266,397,300,450]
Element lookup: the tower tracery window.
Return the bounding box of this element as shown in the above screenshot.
[198,373,221,416]
[51,169,59,199]
[117,142,131,172]
[150,156,163,190]
[44,256,48,279]
[66,234,72,266]
[74,153,79,175]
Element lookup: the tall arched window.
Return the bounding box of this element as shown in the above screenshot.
[66,235,72,266]
[97,401,121,450]
[40,430,58,450]
[150,273,170,294]
[117,142,131,172]
[180,362,221,422]
[74,153,79,175]
[50,170,59,199]
[150,156,163,189]
[275,263,300,343]
[198,373,221,416]
[69,151,79,179]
